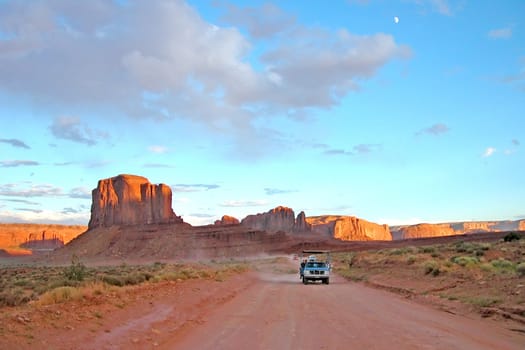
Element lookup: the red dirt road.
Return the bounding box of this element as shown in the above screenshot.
[167,267,524,350]
[3,257,524,349]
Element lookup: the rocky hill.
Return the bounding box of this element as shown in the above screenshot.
[307,215,392,241]
[88,174,183,228]
[241,206,311,233]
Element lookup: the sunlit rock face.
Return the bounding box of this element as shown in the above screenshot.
[306,215,392,241]
[396,223,456,239]
[241,206,311,233]
[88,174,183,228]
[214,215,240,226]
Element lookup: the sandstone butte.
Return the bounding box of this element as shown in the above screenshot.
[306,215,392,241]
[88,174,183,229]
[241,206,311,233]
[214,215,240,226]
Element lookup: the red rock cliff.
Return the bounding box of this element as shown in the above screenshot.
[307,215,392,241]
[214,215,240,226]
[88,174,183,228]
[241,206,311,233]
[397,223,456,239]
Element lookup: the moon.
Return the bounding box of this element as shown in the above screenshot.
[394,16,399,24]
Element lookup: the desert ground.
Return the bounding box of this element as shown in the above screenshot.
[1,232,524,349]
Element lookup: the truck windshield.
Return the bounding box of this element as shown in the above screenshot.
[306,262,326,268]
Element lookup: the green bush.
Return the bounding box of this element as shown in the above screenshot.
[491,258,515,270]
[504,232,521,242]
[63,255,87,281]
[451,256,479,267]
[423,260,440,276]
[406,255,416,265]
[517,263,525,277]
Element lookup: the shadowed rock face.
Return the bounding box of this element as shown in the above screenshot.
[307,215,392,241]
[214,215,240,226]
[88,174,183,228]
[241,206,311,233]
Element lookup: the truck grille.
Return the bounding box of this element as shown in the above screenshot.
[310,270,324,275]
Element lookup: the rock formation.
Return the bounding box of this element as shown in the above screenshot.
[241,206,311,233]
[393,219,525,240]
[294,211,311,232]
[88,174,183,228]
[396,223,456,240]
[214,215,240,226]
[306,215,392,241]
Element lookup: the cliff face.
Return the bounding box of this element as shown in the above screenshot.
[395,219,525,240]
[88,174,183,228]
[307,215,392,241]
[397,223,456,239]
[241,206,311,233]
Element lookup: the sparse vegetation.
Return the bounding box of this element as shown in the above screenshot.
[333,236,525,315]
[0,259,249,307]
[503,232,521,242]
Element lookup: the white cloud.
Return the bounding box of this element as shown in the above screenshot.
[148,145,168,154]
[49,116,108,146]
[408,0,453,16]
[482,147,496,157]
[488,27,512,39]
[0,182,62,197]
[416,123,450,136]
[220,200,268,207]
[0,160,39,167]
[0,1,411,157]
[0,208,89,225]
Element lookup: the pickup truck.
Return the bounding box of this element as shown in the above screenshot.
[299,250,331,285]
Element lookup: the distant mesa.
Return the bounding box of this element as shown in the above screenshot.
[88,174,183,229]
[392,220,525,240]
[307,215,392,241]
[241,206,311,233]
[214,215,240,226]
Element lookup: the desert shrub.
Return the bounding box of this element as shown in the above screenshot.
[63,255,87,281]
[451,256,479,267]
[406,255,416,265]
[0,289,30,307]
[465,296,501,308]
[491,258,515,270]
[37,286,83,305]
[490,258,516,275]
[504,232,521,242]
[102,275,124,287]
[420,246,436,254]
[423,260,440,276]
[389,247,415,256]
[517,263,525,277]
[455,242,476,254]
[474,250,485,257]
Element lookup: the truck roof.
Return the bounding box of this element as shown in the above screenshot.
[302,250,330,254]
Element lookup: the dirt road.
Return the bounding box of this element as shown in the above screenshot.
[166,271,524,349]
[3,257,524,350]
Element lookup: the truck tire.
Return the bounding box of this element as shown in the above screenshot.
[303,277,307,285]
[326,278,330,285]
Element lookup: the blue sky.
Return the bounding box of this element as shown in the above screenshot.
[0,0,523,226]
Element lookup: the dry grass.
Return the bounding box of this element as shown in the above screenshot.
[0,259,249,307]
[333,238,525,317]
